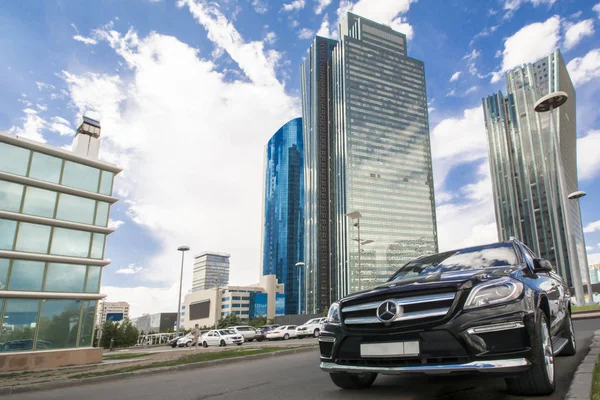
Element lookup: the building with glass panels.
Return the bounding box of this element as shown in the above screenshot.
[192,252,230,291]
[300,12,438,313]
[0,117,121,360]
[482,49,585,287]
[96,301,130,326]
[261,117,305,314]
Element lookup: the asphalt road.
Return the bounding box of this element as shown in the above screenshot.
[9,319,599,400]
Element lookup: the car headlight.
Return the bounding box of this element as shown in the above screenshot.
[464,277,523,309]
[326,302,341,323]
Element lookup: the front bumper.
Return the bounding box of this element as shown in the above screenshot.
[320,358,531,375]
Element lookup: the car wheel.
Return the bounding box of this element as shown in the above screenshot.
[171,343,177,348]
[202,341,208,348]
[505,310,555,396]
[313,329,320,338]
[237,343,242,346]
[329,372,377,390]
[220,340,226,347]
[559,310,576,356]
[284,333,290,340]
[185,342,191,347]
[248,339,253,342]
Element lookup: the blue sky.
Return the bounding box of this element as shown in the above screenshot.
[1,0,600,317]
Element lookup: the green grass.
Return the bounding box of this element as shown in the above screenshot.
[69,346,309,380]
[593,355,600,400]
[103,353,152,360]
[573,304,600,313]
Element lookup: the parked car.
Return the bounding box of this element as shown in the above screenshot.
[259,324,280,332]
[266,325,297,340]
[254,329,266,342]
[296,317,326,338]
[319,239,576,396]
[201,330,244,347]
[228,326,258,342]
[168,335,184,348]
[177,330,209,347]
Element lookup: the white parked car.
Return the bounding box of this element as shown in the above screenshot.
[228,326,258,342]
[177,330,209,347]
[266,325,297,340]
[201,330,244,347]
[296,317,326,338]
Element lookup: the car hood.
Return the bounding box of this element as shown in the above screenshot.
[342,266,520,303]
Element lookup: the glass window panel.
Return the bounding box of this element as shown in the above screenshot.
[85,266,101,293]
[36,299,82,350]
[0,219,17,250]
[8,259,45,291]
[44,263,86,292]
[55,193,95,225]
[0,258,9,289]
[99,171,114,195]
[29,152,62,184]
[0,142,30,176]
[0,180,24,212]
[0,299,39,352]
[61,161,100,193]
[90,233,105,259]
[94,202,110,226]
[15,222,51,254]
[21,187,57,218]
[50,227,91,258]
[78,300,97,347]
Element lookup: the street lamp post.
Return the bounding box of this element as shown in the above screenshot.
[344,211,374,292]
[295,262,305,314]
[534,91,586,306]
[176,246,190,336]
[568,190,594,302]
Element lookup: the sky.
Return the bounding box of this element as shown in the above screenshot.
[1,0,600,318]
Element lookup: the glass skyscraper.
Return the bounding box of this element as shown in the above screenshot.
[261,118,305,314]
[192,252,230,291]
[0,118,121,354]
[301,12,438,314]
[482,49,584,287]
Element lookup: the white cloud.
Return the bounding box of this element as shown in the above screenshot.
[563,19,595,51]
[578,130,600,180]
[264,31,276,44]
[108,219,125,230]
[584,220,600,233]
[101,283,185,318]
[503,0,556,19]
[594,3,600,19]
[339,0,416,40]
[57,1,298,295]
[251,0,268,14]
[587,246,594,251]
[445,89,456,97]
[298,28,315,39]
[36,104,48,112]
[463,49,482,77]
[315,0,332,14]
[449,71,461,82]
[430,106,488,189]
[465,86,478,95]
[567,48,600,87]
[493,16,561,82]
[590,253,600,265]
[48,116,74,136]
[35,81,56,91]
[316,13,337,39]
[282,0,305,12]
[115,264,143,275]
[73,35,98,45]
[8,108,47,143]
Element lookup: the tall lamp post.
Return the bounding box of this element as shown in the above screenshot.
[344,211,374,292]
[534,91,586,306]
[295,262,306,314]
[176,245,190,336]
[568,190,594,302]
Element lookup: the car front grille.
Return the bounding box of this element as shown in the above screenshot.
[341,291,457,330]
[336,356,471,368]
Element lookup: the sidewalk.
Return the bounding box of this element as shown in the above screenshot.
[573,311,600,320]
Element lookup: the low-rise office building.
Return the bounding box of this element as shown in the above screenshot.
[96,301,130,326]
[130,312,177,333]
[182,275,285,328]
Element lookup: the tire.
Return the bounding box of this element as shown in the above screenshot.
[313,329,320,338]
[248,339,254,342]
[329,372,377,390]
[284,334,290,340]
[505,310,555,396]
[237,343,242,346]
[202,341,208,348]
[185,342,191,347]
[559,310,576,356]
[220,340,226,347]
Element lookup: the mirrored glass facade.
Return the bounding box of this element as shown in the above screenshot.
[261,118,304,314]
[300,13,438,313]
[482,50,585,287]
[0,130,121,353]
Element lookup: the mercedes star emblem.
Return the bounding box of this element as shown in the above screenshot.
[377,300,400,323]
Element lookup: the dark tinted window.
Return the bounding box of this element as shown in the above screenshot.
[389,243,519,282]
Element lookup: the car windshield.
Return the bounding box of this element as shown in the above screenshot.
[218,330,231,335]
[388,243,519,282]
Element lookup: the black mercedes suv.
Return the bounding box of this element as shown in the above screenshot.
[319,239,576,396]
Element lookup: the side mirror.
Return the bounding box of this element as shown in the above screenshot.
[533,258,553,273]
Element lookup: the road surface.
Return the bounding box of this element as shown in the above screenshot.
[9,319,599,400]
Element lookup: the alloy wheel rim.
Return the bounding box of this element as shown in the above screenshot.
[541,320,554,384]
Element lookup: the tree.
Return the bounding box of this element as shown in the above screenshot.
[217,313,242,329]
[248,316,267,328]
[98,319,140,349]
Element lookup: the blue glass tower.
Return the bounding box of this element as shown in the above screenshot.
[261,118,305,314]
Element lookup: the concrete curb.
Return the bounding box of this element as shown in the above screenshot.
[572,311,600,320]
[0,345,318,396]
[565,329,600,400]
